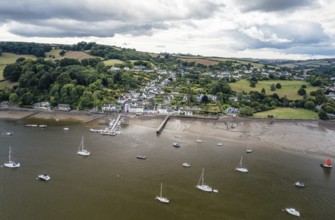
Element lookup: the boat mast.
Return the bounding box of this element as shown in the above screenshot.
[202,168,204,185]
[8,146,11,162]
[160,182,163,197]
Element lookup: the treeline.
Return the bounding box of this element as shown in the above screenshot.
[0,42,52,57]
[0,58,139,109]
[59,41,153,61]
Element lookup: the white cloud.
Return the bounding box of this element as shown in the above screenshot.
[0,0,334,59]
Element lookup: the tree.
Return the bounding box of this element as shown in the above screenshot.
[261,88,266,94]
[275,83,282,89]
[250,81,256,88]
[298,88,306,96]
[318,109,328,120]
[239,106,253,116]
[59,50,66,56]
[3,63,23,82]
[304,100,315,110]
[270,84,276,91]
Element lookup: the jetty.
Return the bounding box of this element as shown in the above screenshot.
[110,114,122,131]
[156,115,170,134]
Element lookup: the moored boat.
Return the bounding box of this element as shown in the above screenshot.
[173,143,181,148]
[294,181,305,188]
[3,146,20,168]
[37,174,51,181]
[196,168,213,192]
[77,136,90,156]
[246,145,253,153]
[136,155,147,160]
[284,208,300,217]
[320,159,332,168]
[235,155,248,173]
[155,183,169,204]
[182,162,191,167]
[2,131,13,136]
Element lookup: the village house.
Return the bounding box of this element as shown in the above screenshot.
[225,107,239,115]
[102,104,118,112]
[34,102,51,110]
[57,104,71,111]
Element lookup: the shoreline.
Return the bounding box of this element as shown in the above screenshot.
[1,108,335,158]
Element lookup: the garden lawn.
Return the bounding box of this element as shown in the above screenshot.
[103,59,124,66]
[229,79,317,100]
[253,107,318,119]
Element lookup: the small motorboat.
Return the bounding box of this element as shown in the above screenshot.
[37,174,51,181]
[2,131,13,136]
[63,127,70,131]
[294,181,305,188]
[213,189,219,193]
[136,155,147,160]
[182,162,191,167]
[38,124,48,128]
[25,124,38,127]
[173,143,181,148]
[195,139,202,143]
[284,208,300,217]
[320,159,332,168]
[217,143,222,146]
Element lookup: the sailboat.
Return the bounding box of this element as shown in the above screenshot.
[3,146,20,168]
[320,159,332,168]
[235,156,248,173]
[155,183,170,204]
[195,168,213,192]
[77,136,90,156]
[246,145,253,153]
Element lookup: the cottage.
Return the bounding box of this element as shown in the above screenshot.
[226,107,239,115]
[34,102,51,110]
[57,104,71,111]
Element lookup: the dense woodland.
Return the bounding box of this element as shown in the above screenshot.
[1,41,335,119]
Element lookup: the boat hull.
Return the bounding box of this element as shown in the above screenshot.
[4,162,20,168]
[38,175,51,181]
[77,151,90,156]
[182,163,191,167]
[235,168,248,173]
[285,208,300,217]
[321,164,332,168]
[196,185,213,192]
[155,196,169,204]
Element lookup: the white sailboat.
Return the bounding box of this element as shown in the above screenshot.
[235,156,248,173]
[155,182,170,204]
[246,145,253,153]
[77,136,90,156]
[3,146,20,168]
[195,168,213,192]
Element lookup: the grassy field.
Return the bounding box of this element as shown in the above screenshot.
[0,80,18,89]
[0,65,5,80]
[229,79,316,100]
[0,53,37,79]
[0,52,36,65]
[253,108,318,119]
[45,49,62,59]
[103,59,124,66]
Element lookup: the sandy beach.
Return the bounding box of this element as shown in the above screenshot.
[1,109,335,158]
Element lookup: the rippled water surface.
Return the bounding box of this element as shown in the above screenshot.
[0,119,334,219]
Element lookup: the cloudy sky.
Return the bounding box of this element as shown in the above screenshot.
[0,0,334,59]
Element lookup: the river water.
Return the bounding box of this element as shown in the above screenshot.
[0,118,334,219]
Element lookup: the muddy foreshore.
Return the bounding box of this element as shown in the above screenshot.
[1,108,335,158]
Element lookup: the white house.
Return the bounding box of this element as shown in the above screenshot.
[34,102,51,110]
[57,104,71,111]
